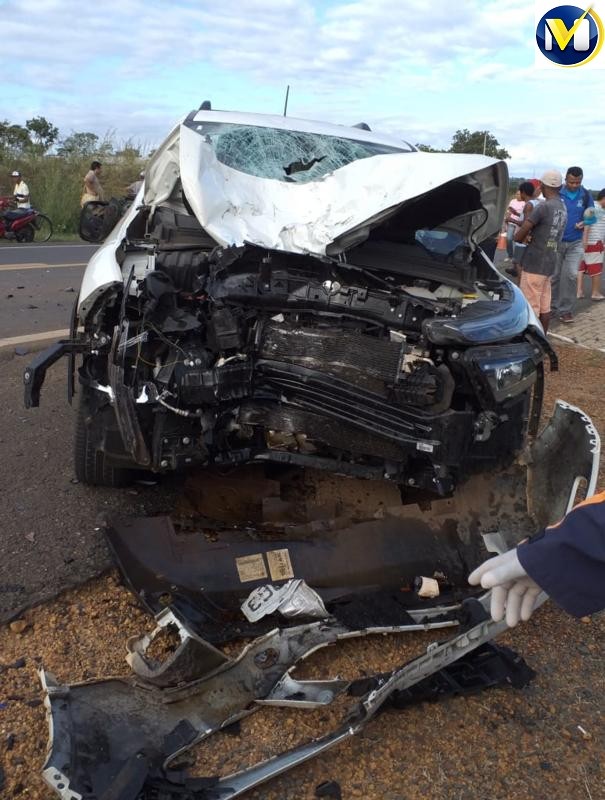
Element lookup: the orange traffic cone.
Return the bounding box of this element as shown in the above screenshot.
[497,230,507,250]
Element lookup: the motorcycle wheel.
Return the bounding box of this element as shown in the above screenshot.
[15,224,35,243]
[32,214,53,243]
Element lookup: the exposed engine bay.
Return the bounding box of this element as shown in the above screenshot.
[24,109,554,492]
[74,211,551,492]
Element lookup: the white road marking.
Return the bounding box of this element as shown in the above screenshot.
[548,332,576,344]
[0,329,69,349]
[0,262,86,271]
[0,243,96,250]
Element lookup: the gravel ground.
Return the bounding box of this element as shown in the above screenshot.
[1,343,604,799]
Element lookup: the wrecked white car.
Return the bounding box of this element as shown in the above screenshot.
[25,106,555,490]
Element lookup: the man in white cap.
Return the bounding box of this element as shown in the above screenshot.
[11,170,31,209]
[513,169,567,332]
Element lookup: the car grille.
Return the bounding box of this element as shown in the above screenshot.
[256,361,435,448]
[258,324,402,393]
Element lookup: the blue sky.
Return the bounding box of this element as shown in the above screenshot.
[2,0,605,186]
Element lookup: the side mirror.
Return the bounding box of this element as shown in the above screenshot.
[79,198,130,243]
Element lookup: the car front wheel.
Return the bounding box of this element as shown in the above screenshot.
[74,389,134,487]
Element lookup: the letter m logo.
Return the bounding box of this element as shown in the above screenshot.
[545,12,591,51]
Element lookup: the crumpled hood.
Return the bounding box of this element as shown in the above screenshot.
[145,112,508,257]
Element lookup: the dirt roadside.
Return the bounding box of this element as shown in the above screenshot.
[0,343,603,799]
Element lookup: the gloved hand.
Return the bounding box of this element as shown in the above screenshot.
[468,549,542,627]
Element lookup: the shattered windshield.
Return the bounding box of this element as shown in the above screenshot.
[185,121,411,183]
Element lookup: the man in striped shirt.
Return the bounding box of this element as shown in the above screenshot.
[577,189,605,301]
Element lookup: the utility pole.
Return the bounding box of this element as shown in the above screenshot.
[283,85,290,117]
[483,131,487,155]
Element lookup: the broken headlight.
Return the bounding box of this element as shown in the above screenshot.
[463,343,539,402]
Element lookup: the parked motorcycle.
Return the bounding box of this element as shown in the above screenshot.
[0,196,53,243]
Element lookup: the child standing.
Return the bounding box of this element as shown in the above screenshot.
[577,189,605,301]
[507,181,539,279]
[504,190,525,260]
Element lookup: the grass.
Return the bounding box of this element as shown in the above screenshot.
[1,149,145,236]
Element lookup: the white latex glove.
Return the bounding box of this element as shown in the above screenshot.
[468,549,542,627]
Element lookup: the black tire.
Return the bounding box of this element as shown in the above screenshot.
[74,389,133,487]
[15,223,35,243]
[33,213,52,243]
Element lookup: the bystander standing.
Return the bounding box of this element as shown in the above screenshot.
[505,190,525,261]
[577,189,605,301]
[81,161,104,207]
[11,170,30,209]
[513,170,567,332]
[507,181,538,279]
[552,166,594,323]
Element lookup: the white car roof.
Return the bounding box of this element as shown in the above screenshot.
[188,108,415,151]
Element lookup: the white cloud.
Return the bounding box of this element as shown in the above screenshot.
[0,0,538,91]
[2,0,605,184]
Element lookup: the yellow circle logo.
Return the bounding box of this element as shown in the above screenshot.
[536,5,604,66]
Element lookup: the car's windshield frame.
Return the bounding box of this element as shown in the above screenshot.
[184,120,413,183]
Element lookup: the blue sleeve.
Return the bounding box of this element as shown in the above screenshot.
[585,188,595,208]
[517,493,605,617]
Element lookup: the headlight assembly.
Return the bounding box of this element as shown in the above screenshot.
[462,343,540,403]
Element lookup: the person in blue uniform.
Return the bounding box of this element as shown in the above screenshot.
[469,492,605,626]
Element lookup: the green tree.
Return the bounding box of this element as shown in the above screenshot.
[25,116,59,154]
[0,120,31,160]
[56,132,100,159]
[115,144,141,159]
[449,129,510,159]
[415,143,445,153]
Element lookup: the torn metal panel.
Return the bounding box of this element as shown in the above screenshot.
[40,594,536,800]
[126,609,229,688]
[40,610,465,800]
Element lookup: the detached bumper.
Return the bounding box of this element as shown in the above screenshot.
[39,400,599,800]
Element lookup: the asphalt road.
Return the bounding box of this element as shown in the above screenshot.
[0,241,180,621]
[0,242,97,341]
[0,346,181,623]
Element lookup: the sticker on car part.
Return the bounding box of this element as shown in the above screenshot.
[267,548,294,581]
[241,579,328,622]
[235,553,268,583]
[241,582,291,622]
[416,442,434,452]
